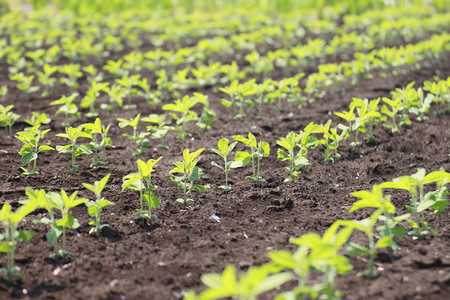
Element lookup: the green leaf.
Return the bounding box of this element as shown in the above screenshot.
[19,230,35,242]
[228,161,243,169]
[46,227,62,244]
[189,166,203,181]
[346,242,369,256]
[193,184,209,192]
[22,152,37,164]
[235,151,251,165]
[375,236,392,249]
[38,145,54,152]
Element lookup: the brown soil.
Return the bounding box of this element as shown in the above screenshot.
[0,50,449,299]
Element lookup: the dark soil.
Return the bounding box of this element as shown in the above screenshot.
[0,49,449,299]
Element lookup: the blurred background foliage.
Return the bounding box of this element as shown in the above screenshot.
[1,0,449,15]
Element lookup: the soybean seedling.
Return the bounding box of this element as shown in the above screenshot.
[117,114,149,156]
[24,112,51,127]
[56,125,92,172]
[170,148,209,204]
[43,189,87,258]
[349,184,410,254]
[381,169,450,237]
[0,104,20,138]
[233,133,270,183]
[83,118,114,166]
[0,199,38,280]
[50,93,80,128]
[83,174,114,235]
[276,132,310,182]
[210,138,243,191]
[334,105,361,147]
[142,114,172,149]
[162,95,198,139]
[194,93,216,131]
[123,157,162,219]
[15,125,54,175]
[320,120,348,163]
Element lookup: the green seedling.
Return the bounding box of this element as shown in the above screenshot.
[83,174,114,235]
[220,80,257,119]
[123,157,162,219]
[381,96,404,134]
[24,112,51,127]
[56,125,92,172]
[320,120,348,163]
[188,264,292,300]
[15,125,54,175]
[0,199,38,280]
[349,184,409,261]
[408,88,433,121]
[81,81,109,118]
[136,77,158,105]
[194,93,216,131]
[10,73,39,99]
[351,98,385,141]
[0,104,20,138]
[83,118,114,166]
[334,105,362,147]
[162,95,198,139]
[83,65,104,84]
[37,64,58,96]
[381,169,450,237]
[59,63,82,91]
[102,84,126,115]
[103,59,127,79]
[233,133,270,183]
[142,114,172,149]
[50,93,80,128]
[277,123,322,182]
[37,189,87,258]
[289,221,354,299]
[0,85,8,102]
[210,138,243,191]
[116,74,141,109]
[117,114,149,156]
[170,148,209,204]
[423,79,448,115]
[389,83,414,127]
[155,69,174,101]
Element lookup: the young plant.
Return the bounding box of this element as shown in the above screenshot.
[24,112,51,127]
[0,85,7,102]
[334,105,361,147]
[408,88,433,121]
[210,138,243,191]
[102,84,126,115]
[10,73,39,99]
[351,98,385,141]
[116,74,140,109]
[320,120,348,163]
[40,189,87,258]
[50,93,80,127]
[142,114,172,150]
[56,125,92,172]
[381,169,450,237]
[276,123,322,182]
[220,80,257,119]
[233,133,270,183]
[83,174,114,235]
[381,96,404,134]
[83,118,114,166]
[117,114,149,156]
[122,157,162,219]
[0,104,20,138]
[0,199,38,280]
[15,125,54,175]
[169,148,209,204]
[194,93,216,131]
[350,183,410,252]
[187,264,292,300]
[59,63,82,92]
[162,95,198,139]
[80,81,109,118]
[37,64,58,96]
